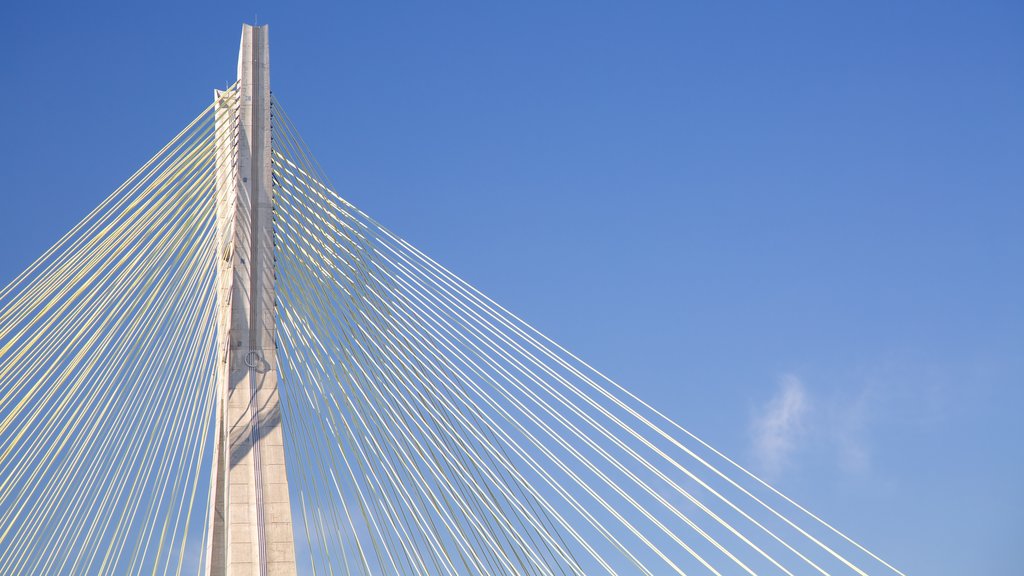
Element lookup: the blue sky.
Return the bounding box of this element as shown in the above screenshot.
[2,1,1021,573]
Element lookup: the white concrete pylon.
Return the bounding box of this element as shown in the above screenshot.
[208,23,297,576]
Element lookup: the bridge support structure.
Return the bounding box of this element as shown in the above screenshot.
[208,23,297,576]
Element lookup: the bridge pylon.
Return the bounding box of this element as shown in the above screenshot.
[207,23,297,576]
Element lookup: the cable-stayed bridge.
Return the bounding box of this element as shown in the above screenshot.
[0,24,904,576]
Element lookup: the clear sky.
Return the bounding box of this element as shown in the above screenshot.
[2,1,1021,573]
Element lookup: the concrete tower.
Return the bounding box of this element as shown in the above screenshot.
[208,24,297,576]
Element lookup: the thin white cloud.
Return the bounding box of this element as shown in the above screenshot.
[751,374,809,476]
[750,373,879,478]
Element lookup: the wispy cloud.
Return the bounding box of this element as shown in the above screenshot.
[750,373,880,478]
[750,374,809,477]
